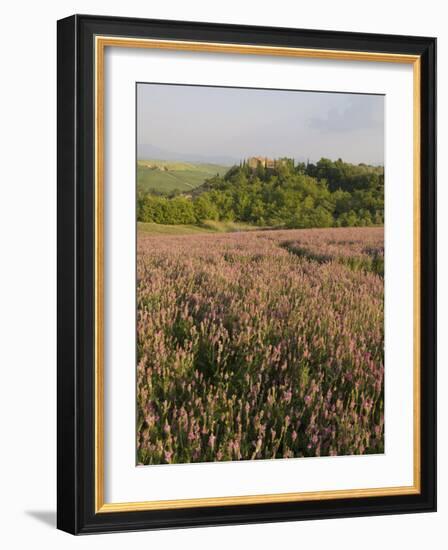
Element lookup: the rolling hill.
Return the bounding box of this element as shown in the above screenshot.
[137,160,230,194]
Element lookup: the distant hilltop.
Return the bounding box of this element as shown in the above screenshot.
[245,156,290,169]
[143,157,291,171]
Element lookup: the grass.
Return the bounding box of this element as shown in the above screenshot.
[138,220,259,235]
[137,160,229,194]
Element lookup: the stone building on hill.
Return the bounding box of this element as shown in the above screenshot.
[246,156,289,170]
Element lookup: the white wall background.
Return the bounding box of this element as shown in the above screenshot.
[0,1,444,547]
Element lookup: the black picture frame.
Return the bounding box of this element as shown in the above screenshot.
[57,14,436,534]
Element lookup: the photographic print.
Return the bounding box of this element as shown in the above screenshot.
[58,16,436,533]
[136,83,385,466]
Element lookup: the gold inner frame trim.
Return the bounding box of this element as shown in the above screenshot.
[94,35,421,513]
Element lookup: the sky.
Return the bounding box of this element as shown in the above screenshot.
[137,83,384,166]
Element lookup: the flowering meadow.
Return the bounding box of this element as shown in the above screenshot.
[137,227,384,465]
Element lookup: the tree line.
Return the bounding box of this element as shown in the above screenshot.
[137,157,384,228]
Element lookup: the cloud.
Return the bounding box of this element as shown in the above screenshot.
[308,95,383,134]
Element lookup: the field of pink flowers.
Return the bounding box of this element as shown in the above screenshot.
[137,227,384,465]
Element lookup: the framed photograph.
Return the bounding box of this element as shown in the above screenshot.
[57,14,436,534]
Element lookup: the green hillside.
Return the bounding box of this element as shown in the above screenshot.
[138,157,384,229]
[137,160,229,194]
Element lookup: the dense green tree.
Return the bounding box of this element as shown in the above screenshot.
[193,194,219,223]
[139,195,196,224]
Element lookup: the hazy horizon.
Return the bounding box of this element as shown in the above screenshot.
[137,83,384,166]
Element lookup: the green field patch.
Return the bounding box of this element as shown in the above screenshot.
[137,160,229,194]
[138,220,259,235]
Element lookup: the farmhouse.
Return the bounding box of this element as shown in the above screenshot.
[246,156,289,169]
[145,163,168,171]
